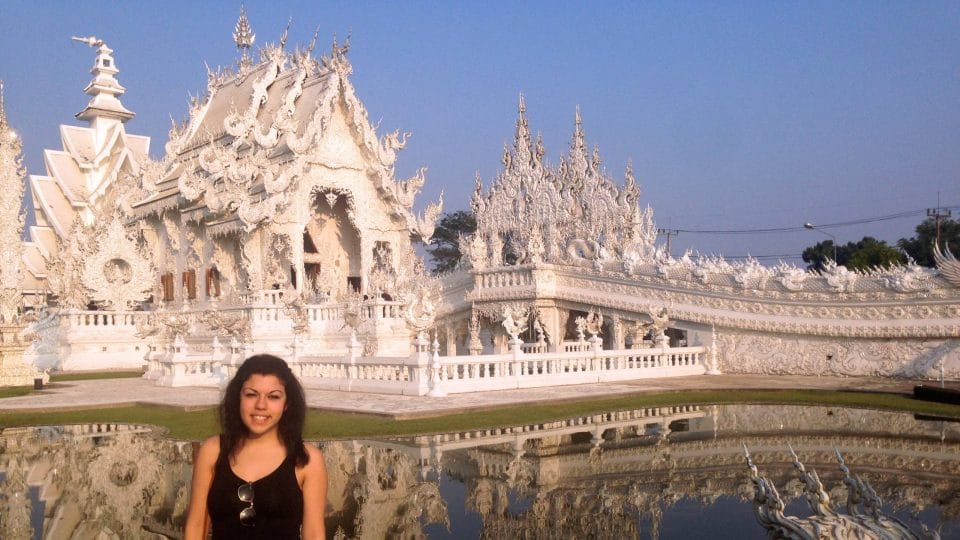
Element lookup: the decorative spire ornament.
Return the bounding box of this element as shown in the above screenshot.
[0,80,45,389]
[0,80,26,324]
[234,5,256,72]
[71,36,135,127]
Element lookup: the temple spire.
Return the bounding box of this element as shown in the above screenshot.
[0,79,25,324]
[0,80,6,127]
[72,36,135,129]
[512,93,533,167]
[234,5,256,70]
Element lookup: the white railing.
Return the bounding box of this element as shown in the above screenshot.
[297,344,707,396]
[432,346,706,394]
[476,267,535,289]
[299,356,426,395]
[65,310,150,328]
[561,341,592,352]
[520,342,549,353]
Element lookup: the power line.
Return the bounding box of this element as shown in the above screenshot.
[672,206,958,235]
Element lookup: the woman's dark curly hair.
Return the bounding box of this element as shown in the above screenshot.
[220,354,309,467]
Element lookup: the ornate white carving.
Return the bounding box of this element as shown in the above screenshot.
[470,99,657,269]
[717,328,958,378]
[0,100,25,323]
[500,305,528,340]
[82,215,154,309]
[933,243,960,288]
[46,216,94,310]
[200,309,250,340]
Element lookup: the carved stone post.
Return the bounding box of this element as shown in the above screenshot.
[510,336,523,377]
[611,314,624,350]
[347,330,361,381]
[706,325,721,375]
[590,335,602,371]
[427,335,446,397]
[412,331,431,395]
[468,316,483,356]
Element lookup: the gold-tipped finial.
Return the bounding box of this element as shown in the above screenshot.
[233,5,255,51]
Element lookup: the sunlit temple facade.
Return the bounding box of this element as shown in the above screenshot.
[1,12,959,391]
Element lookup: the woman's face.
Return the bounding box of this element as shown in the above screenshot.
[239,374,287,438]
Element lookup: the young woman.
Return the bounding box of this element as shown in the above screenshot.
[185,355,327,539]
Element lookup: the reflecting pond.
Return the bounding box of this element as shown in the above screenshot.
[2,404,959,539]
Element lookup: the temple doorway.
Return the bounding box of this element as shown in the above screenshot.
[304,191,362,297]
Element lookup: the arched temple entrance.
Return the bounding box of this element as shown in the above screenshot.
[303,191,362,297]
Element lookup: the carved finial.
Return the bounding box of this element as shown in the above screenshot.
[307,24,321,53]
[71,35,103,48]
[573,105,586,144]
[233,5,256,51]
[331,32,351,58]
[569,105,588,161]
[513,93,531,159]
[279,17,292,49]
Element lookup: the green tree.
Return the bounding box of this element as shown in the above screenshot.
[802,237,903,272]
[897,217,960,267]
[844,237,905,271]
[426,210,477,274]
[802,240,846,272]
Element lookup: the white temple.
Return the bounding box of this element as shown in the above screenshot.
[5,12,960,390]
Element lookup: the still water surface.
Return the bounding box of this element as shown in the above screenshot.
[1,404,958,539]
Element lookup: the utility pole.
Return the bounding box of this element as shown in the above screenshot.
[927,206,952,247]
[658,228,679,256]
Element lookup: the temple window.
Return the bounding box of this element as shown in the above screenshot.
[160,273,174,302]
[182,269,197,300]
[205,267,221,297]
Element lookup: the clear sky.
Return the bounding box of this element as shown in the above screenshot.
[2,1,958,264]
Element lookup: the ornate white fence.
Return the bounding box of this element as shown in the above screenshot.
[27,303,709,394]
[297,340,707,396]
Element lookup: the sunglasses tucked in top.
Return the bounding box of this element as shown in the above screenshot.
[207,444,304,539]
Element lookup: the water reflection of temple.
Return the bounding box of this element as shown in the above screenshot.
[1,407,958,539]
[0,424,194,539]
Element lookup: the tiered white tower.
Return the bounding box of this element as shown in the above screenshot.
[0,81,48,386]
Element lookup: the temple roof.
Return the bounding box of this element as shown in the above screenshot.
[175,59,336,155]
[132,23,441,240]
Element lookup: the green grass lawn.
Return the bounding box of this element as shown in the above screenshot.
[0,386,32,399]
[2,388,958,441]
[49,370,145,382]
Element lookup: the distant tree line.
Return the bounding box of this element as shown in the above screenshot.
[802,217,959,272]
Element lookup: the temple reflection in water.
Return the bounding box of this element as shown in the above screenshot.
[1,405,959,539]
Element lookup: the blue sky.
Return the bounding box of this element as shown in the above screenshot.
[2,1,958,263]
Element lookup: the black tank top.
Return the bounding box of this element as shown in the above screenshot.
[207,443,304,539]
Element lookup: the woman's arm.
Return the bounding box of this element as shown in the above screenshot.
[184,436,220,540]
[300,443,328,540]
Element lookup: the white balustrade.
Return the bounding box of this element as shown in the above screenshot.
[296,345,706,396]
[478,268,534,289]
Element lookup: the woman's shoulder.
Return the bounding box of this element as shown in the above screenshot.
[195,435,222,465]
[301,442,326,471]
